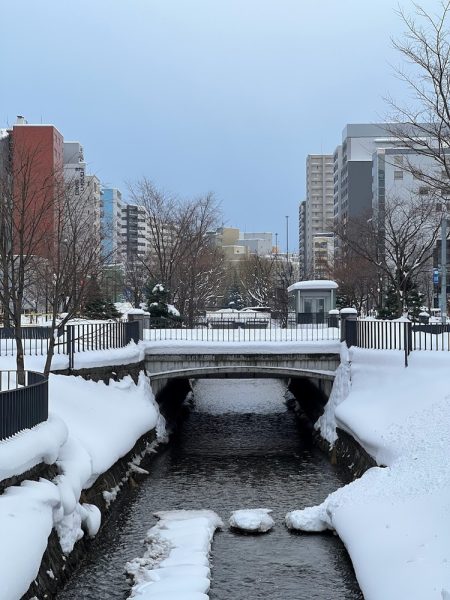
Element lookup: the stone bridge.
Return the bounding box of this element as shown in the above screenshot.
[145,350,340,402]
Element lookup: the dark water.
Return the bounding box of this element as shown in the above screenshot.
[58,381,362,600]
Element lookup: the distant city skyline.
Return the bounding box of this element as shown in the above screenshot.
[1,0,421,250]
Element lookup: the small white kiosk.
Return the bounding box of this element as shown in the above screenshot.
[288,280,338,324]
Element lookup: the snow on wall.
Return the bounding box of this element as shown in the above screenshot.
[287,348,450,599]
[0,371,163,599]
[0,415,68,482]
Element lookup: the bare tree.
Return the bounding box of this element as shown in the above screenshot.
[238,254,276,307]
[336,195,441,316]
[40,179,106,375]
[128,179,202,297]
[388,2,450,186]
[128,180,223,321]
[123,257,147,307]
[332,255,378,313]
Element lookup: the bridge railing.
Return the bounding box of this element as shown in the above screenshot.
[144,317,340,343]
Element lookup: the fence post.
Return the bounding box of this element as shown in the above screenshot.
[66,325,74,370]
[125,321,140,344]
[340,308,358,346]
[127,310,147,341]
[404,321,412,367]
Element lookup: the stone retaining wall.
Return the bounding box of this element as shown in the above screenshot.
[23,428,157,599]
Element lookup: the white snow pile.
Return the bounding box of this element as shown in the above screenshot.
[314,342,351,445]
[0,371,164,600]
[229,508,274,533]
[126,509,223,599]
[51,372,163,554]
[286,347,450,600]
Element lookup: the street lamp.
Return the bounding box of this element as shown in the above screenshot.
[285,215,289,263]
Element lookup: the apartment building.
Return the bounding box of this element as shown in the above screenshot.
[304,154,334,276]
[3,117,65,258]
[101,188,124,261]
[298,200,306,277]
[206,226,275,263]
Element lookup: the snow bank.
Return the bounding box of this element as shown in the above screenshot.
[72,340,146,369]
[287,348,450,599]
[0,370,164,598]
[126,510,222,599]
[50,372,161,553]
[0,415,67,481]
[229,508,274,533]
[0,479,62,599]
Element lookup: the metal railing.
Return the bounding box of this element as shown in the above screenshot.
[144,316,340,343]
[0,326,65,356]
[355,319,450,366]
[0,321,140,366]
[0,370,48,440]
[65,321,140,368]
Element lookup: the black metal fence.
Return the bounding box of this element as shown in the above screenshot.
[0,321,140,366]
[355,319,450,366]
[65,321,140,368]
[144,316,340,343]
[0,370,48,440]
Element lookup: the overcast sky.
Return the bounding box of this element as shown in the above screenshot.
[1,0,422,250]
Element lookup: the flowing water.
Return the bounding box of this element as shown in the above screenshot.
[58,379,362,600]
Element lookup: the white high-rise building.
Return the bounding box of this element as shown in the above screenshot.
[63,142,101,244]
[305,154,334,277]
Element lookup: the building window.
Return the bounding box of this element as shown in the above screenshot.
[419,186,429,195]
[394,170,403,180]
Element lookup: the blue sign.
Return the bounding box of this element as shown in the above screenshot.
[433,269,440,284]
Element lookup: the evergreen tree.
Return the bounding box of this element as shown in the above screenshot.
[146,282,182,323]
[378,280,424,320]
[225,283,245,309]
[146,282,170,318]
[83,278,121,320]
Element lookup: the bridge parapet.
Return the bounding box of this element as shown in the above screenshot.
[145,351,340,376]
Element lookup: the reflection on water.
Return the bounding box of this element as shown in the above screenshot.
[58,379,362,600]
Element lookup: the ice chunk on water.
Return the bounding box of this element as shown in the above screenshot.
[229,508,274,533]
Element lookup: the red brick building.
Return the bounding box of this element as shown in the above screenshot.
[10,120,64,258]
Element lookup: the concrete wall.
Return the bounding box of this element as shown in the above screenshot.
[145,352,340,376]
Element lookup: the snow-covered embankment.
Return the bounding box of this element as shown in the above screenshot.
[287,346,450,600]
[0,371,165,600]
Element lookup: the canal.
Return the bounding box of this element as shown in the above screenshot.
[58,378,362,600]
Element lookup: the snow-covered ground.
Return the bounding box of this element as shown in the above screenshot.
[126,510,222,599]
[287,346,450,600]
[0,340,146,373]
[0,371,164,600]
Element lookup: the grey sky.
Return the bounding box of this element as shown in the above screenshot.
[1,0,416,250]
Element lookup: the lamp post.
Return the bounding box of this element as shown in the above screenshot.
[285,215,289,264]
